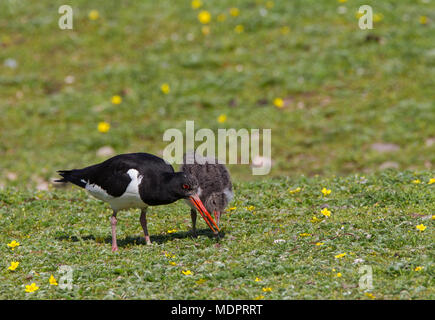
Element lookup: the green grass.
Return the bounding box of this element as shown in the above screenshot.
[0,0,434,185]
[0,171,433,299]
[0,0,434,300]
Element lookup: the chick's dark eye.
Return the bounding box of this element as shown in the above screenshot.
[182,184,189,190]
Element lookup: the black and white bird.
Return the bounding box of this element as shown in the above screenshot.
[181,152,233,236]
[56,152,219,251]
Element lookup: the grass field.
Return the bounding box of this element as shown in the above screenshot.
[1,0,434,184]
[1,171,434,299]
[0,0,434,299]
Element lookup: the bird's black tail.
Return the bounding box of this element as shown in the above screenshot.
[55,170,87,188]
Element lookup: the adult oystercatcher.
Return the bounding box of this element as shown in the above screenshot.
[56,152,219,251]
[181,152,233,236]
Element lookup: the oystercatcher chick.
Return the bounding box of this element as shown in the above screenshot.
[181,152,233,236]
[56,153,219,251]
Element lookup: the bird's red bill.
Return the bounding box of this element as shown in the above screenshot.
[214,211,221,228]
[190,194,220,234]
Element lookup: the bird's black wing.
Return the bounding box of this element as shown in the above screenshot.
[56,161,132,197]
[56,153,174,197]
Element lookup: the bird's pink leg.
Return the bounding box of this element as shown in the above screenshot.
[111,213,118,252]
[140,208,151,245]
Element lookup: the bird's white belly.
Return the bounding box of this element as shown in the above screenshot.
[108,192,146,211]
[85,169,146,211]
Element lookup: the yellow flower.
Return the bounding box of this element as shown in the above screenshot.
[229,8,240,17]
[373,13,383,22]
[419,16,428,25]
[262,287,272,292]
[321,208,331,217]
[280,26,290,35]
[25,283,39,293]
[228,207,237,211]
[299,233,311,237]
[167,229,177,234]
[217,114,227,123]
[198,10,211,24]
[234,25,244,33]
[97,121,110,133]
[201,26,210,35]
[255,277,262,282]
[266,1,274,9]
[191,0,202,10]
[49,275,58,286]
[111,95,122,105]
[414,266,424,272]
[217,13,227,22]
[273,98,284,108]
[336,272,342,277]
[196,278,206,285]
[160,83,170,94]
[428,178,435,184]
[289,187,301,194]
[182,270,192,275]
[310,216,322,223]
[246,205,255,211]
[416,224,427,231]
[169,261,177,266]
[88,10,100,21]
[7,240,20,250]
[321,188,331,196]
[8,261,19,271]
[335,253,347,259]
[364,292,375,299]
[254,295,264,300]
[164,252,176,259]
[412,179,421,184]
[315,242,324,246]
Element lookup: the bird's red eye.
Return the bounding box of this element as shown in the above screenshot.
[183,184,189,190]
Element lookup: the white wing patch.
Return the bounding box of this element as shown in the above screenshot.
[85,182,113,202]
[85,169,147,211]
